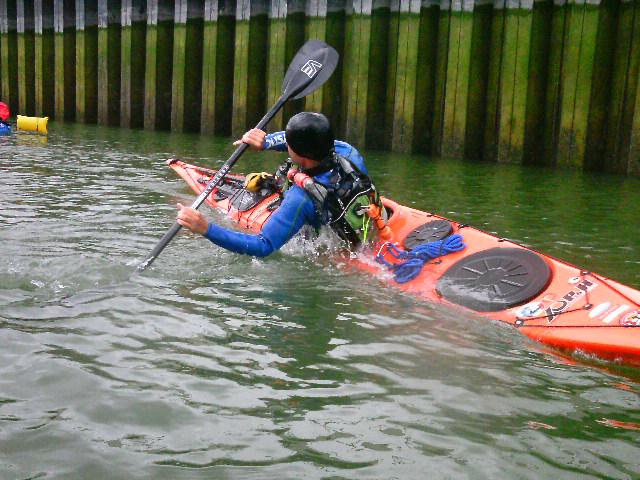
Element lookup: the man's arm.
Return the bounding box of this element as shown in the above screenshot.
[177,187,318,257]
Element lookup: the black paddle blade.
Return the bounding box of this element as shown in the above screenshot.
[282,40,339,101]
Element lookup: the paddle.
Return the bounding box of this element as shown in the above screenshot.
[138,40,339,271]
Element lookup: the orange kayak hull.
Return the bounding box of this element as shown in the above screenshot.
[169,159,640,366]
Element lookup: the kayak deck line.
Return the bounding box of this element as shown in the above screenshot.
[168,159,640,367]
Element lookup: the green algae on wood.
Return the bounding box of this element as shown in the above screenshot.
[1,0,20,115]
[441,0,475,159]
[522,0,552,165]
[201,0,235,135]
[97,0,121,126]
[76,0,98,123]
[17,0,35,115]
[342,0,370,147]
[556,0,600,169]
[231,0,268,138]
[627,1,640,176]
[144,0,173,130]
[389,0,422,153]
[54,0,76,121]
[493,0,534,164]
[171,0,204,132]
[304,0,345,130]
[120,0,146,128]
[432,0,451,157]
[412,1,440,154]
[34,0,55,118]
[464,0,492,160]
[604,0,640,174]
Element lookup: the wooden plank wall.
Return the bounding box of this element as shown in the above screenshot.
[1,0,639,175]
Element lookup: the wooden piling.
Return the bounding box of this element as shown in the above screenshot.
[34,0,54,117]
[360,0,388,149]
[17,0,35,115]
[630,0,640,176]
[54,0,76,121]
[171,0,203,132]
[342,0,370,147]
[266,0,287,131]
[144,0,173,130]
[304,0,345,129]
[579,0,614,170]
[630,67,640,176]
[1,0,19,115]
[432,1,450,156]
[540,0,564,165]
[411,1,440,154]
[463,0,492,160]
[200,0,235,135]
[120,0,146,128]
[486,0,535,164]
[438,0,475,159]
[388,0,421,152]
[604,0,640,174]
[343,0,390,148]
[521,0,552,165]
[231,0,268,137]
[556,0,599,169]
[383,0,399,149]
[266,0,305,131]
[97,0,121,126]
[3,0,640,176]
[76,0,98,123]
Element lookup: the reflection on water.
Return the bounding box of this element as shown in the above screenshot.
[0,123,639,479]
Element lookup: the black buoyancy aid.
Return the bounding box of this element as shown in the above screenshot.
[286,153,382,246]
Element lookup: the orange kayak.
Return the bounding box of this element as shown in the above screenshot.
[169,159,640,366]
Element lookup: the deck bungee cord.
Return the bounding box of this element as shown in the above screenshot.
[375,234,467,283]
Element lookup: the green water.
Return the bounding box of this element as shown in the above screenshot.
[1,124,639,479]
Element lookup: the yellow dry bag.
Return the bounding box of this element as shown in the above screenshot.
[17,115,48,134]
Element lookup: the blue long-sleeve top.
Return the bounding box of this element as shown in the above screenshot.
[0,121,11,135]
[204,131,368,257]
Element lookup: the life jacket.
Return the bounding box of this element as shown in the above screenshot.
[285,153,382,246]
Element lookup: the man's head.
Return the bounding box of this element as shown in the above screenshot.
[285,112,334,166]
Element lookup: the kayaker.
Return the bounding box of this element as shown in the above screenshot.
[176,112,383,257]
[0,102,11,135]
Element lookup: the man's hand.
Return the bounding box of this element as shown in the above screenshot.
[176,203,209,235]
[233,128,266,151]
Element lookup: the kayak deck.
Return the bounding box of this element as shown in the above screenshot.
[168,159,640,366]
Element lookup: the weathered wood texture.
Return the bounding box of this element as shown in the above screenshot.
[17,0,35,115]
[34,0,55,117]
[144,0,173,130]
[120,0,146,128]
[231,0,268,137]
[200,0,235,135]
[54,0,76,121]
[1,0,639,176]
[76,0,98,123]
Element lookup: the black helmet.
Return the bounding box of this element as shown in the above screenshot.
[285,112,334,161]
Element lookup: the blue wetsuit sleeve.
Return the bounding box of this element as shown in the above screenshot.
[204,186,318,257]
[263,131,288,152]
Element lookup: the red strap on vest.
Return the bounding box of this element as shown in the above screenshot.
[287,169,314,189]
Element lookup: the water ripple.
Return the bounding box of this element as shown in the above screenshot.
[1,126,638,479]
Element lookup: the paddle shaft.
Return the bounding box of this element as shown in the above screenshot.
[138,96,286,271]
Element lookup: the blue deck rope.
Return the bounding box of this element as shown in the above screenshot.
[376,234,466,283]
